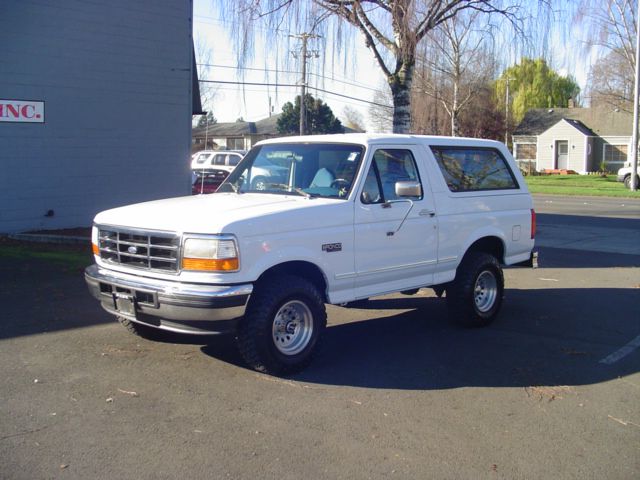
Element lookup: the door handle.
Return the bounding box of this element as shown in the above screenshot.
[419,209,436,217]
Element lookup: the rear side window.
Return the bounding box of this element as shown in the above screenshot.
[430,147,518,192]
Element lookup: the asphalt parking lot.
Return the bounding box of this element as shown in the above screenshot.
[1,196,639,479]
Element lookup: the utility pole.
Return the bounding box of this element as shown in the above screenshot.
[631,0,640,190]
[505,77,513,147]
[290,33,320,135]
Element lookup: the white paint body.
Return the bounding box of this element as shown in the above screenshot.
[93,134,535,304]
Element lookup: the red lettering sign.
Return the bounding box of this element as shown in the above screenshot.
[0,100,44,123]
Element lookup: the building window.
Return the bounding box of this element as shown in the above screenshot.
[227,138,244,150]
[516,143,537,160]
[603,144,627,165]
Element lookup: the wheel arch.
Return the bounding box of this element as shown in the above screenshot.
[256,261,329,303]
[463,236,506,265]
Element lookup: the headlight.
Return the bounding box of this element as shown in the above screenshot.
[182,236,239,272]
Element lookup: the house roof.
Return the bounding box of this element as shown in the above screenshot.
[513,107,632,137]
[557,118,596,136]
[193,114,282,137]
[193,113,363,137]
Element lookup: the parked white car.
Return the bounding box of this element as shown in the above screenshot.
[617,162,639,189]
[86,134,537,374]
[190,150,246,173]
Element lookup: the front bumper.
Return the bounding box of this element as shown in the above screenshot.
[85,264,252,335]
[616,174,625,183]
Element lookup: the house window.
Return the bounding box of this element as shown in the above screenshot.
[603,144,627,165]
[227,138,244,150]
[516,143,537,160]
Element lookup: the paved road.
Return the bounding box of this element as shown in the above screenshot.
[1,198,639,479]
[534,195,640,256]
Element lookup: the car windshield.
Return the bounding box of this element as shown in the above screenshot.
[218,143,365,199]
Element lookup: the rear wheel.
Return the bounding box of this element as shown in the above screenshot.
[237,275,326,375]
[447,252,504,328]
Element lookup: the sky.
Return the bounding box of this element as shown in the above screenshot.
[193,0,599,130]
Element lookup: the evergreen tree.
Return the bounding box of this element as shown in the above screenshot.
[277,94,344,135]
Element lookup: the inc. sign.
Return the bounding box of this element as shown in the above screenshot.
[0,99,45,123]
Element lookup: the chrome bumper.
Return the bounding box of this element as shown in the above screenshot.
[85,264,252,335]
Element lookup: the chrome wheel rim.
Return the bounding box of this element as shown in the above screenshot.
[474,270,498,313]
[272,300,314,356]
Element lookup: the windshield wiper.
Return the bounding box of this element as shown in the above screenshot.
[266,183,315,198]
[218,182,239,193]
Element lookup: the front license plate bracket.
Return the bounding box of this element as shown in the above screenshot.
[113,293,136,318]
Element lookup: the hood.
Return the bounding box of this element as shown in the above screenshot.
[94,193,340,234]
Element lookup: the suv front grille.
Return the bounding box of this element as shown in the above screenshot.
[97,227,180,272]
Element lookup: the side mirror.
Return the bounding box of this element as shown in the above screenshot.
[395,181,422,198]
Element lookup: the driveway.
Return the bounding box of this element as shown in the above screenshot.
[1,197,639,479]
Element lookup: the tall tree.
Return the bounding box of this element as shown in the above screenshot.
[342,106,366,131]
[197,111,217,128]
[419,10,496,136]
[217,0,523,134]
[588,48,634,111]
[277,94,344,134]
[368,86,394,133]
[496,58,580,124]
[577,0,636,109]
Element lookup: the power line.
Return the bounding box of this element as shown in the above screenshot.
[199,79,393,109]
[196,62,383,94]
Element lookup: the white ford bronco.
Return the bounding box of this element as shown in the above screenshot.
[85,134,537,374]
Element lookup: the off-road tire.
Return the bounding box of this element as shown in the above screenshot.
[117,316,164,340]
[446,252,504,328]
[237,275,326,375]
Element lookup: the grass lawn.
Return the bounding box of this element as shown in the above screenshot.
[524,174,640,198]
[0,238,92,272]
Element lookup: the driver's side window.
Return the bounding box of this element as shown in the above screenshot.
[361,149,421,204]
[361,163,382,204]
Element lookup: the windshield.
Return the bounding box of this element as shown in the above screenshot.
[218,143,364,199]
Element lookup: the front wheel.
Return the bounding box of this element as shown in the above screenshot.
[117,316,164,340]
[624,174,639,189]
[446,252,504,328]
[237,275,326,375]
[251,176,268,190]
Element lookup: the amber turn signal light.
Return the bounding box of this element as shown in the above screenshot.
[182,257,239,271]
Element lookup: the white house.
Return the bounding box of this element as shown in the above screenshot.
[513,107,631,174]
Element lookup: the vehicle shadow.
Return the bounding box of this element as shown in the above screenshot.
[200,286,640,390]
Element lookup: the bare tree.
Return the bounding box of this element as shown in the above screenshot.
[418,11,496,135]
[217,1,523,134]
[193,36,218,126]
[341,106,367,131]
[576,0,636,109]
[368,86,394,133]
[588,48,634,111]
[579,0,636,72]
